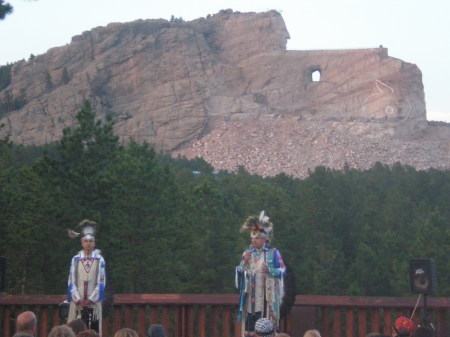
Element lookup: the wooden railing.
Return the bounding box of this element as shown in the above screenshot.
[0,294,448,337]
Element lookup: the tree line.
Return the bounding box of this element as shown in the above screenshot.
[0,100,449,297]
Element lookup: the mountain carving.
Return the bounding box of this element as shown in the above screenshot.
[1,9,449,178]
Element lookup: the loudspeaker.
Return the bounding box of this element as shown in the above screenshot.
[409,258,437,295]
[58,300,70,319]
[0,256,5,292]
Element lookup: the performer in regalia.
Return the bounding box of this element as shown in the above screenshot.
[67,220,106,336]
[236,211,286,337]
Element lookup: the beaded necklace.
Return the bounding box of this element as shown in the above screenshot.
[253,249,263,260]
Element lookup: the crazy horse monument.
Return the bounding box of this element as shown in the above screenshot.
[1,9,449,178]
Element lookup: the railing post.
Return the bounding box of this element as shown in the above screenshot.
[332,308,341,337]
[345,308,354,337]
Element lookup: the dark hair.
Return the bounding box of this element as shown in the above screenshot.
[147,324,166,337]
[67,319,88,335]
[412,326,435,337]
[77,329,100,337]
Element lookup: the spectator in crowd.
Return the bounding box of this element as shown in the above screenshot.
[254,318,275,337]
[411,326,436,337]
[303,330,321,337]
[67,319,88,336]
[13,311,37,337]
[276,333,291,337]
[77,329,100,337]
[48,325,76,337]
[113,328,138,337]
[393,316,414,337]
[147,324,166,337]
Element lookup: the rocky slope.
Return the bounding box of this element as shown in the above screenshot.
[1,9,449,178]
[175,118,450,179]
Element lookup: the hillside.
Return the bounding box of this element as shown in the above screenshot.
[1,9,449,178]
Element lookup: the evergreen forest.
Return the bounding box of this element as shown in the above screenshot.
[0,101,449,298]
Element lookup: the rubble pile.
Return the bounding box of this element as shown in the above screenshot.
[175,119,450,179]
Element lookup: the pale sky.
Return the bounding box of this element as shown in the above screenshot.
[1,0,449,122]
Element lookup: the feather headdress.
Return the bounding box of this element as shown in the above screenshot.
[67,219,97,240]
[240,210,274,242]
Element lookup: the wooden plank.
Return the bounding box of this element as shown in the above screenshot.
[3,307,11,337]
[345,308,354,337]
[186,306,194,337]
[288,307,315,336]
[137,306,146,337]
[383,309,391,335]
[211,306,219,337]
[371,308,379,333]
[358,309,366,337]
[40,307,48,337]
[174,306,182,337]
[223,307,231,337]
[113,305,122,333]
[293,295,450,308]
[322,308,329,337]
[198,306,206,337]
[149,305,157,325]
[437,309,446,337]
[102,317,109,337]
[113,294,239,305]
[285,313,292,335]
[333,308,341,337]
[124,305,133,328]
[234,318,241,337]
[1,294,449,308]
[52,307,60,327]
[0,295,66,305]
[162,307,170,336]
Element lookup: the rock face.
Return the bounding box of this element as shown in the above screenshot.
[0,9,290,148]
[1,9,449,178]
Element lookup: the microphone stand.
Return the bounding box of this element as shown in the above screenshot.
[420,294,436,335]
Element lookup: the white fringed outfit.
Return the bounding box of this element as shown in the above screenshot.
[67,249,106,336]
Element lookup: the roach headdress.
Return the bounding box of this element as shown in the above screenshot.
[67,219,97,240]
[240,210,274,242]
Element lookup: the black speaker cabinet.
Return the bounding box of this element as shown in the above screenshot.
[409,258,437,295]
[0,256,5,292]
[58,300,70,319]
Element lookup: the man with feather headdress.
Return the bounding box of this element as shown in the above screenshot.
[236,211,286,337]
[67,220,106,336]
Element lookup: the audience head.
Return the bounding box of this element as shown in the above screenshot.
[48,325,76,337]
[411,326,436,337]
[147,324,166,337]
[303,330,321,337]
[67,319,88,336]
[254,318,275,337]
[365,333,380,337]
[77,329,100,337]
[114,328,138,337]
[15,311,37,335]
[394,316,414,337]
[276,333,291,337]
